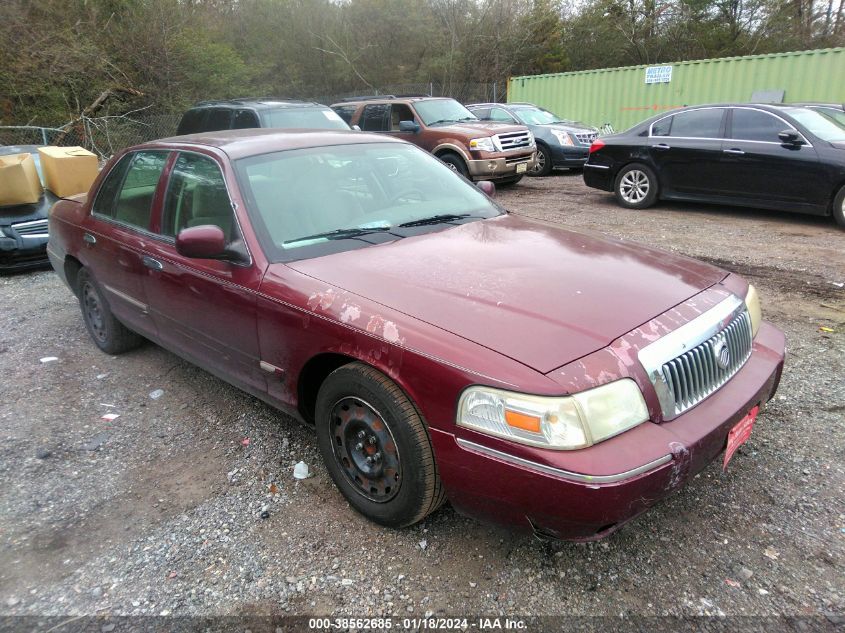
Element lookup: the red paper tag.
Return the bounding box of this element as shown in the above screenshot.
[723,405,759,470]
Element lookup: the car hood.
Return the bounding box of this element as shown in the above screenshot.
[288,214,727,373]
[538,122,597,134]
[430,121,528,136]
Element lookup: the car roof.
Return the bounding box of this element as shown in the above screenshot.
[190,98,327,110]
[148,128,403,159]
[331,96,454,106]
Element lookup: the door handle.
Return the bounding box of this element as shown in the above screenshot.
[83,233,97,245]
[142,256,163,271]
[653,143,671,150]
[723,148,745,155]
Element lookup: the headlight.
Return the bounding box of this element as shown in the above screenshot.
[551,130,574,146]
[745,284,762,338]
[527,131,536,147]
[457,379,649,450]
[469,137,496,152]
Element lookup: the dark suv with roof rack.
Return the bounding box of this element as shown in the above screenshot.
[332,96,536,186]
[176,98,350,135]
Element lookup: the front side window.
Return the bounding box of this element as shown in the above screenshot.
[261,107,349,130]
[161,153,235,241]
[390,104,415,131]
[489,108,516,123]
[112,151,169,229]
[667,109,724,138]
[235,142,502,262]
[731,109,786,142]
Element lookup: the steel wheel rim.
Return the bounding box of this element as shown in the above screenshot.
[620,169,650,203]
[530,148,546,174]
[82,283,107,343]
[329,397,401,503]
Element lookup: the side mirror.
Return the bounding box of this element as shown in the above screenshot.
[477,180,496,198]
[176,225,227,259]
[399,120,421,133]
[778,129,804,146]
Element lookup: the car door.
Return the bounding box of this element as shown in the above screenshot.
[140,150,267,395]
[648,108,728,197]
[79,150,170,336]
[719,107,825,209]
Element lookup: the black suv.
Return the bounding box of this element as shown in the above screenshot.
[176,98,351,135]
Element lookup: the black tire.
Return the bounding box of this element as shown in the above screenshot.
[528,143,552,177]
[77,268,143,354]
[439,153,469,178]
[833,186,845,228]
[315,362,445,528]
[614,163,658,209]
[497,175,524,188]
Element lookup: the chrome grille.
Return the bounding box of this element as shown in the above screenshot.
[575,132,598,145]
[660,310,753,416]
[12,219,48,237]
[494,131,532,151]
[505,156,532,165]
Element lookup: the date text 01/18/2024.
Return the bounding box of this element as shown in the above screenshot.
[307,617,527,630]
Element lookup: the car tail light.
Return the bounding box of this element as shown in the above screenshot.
[589,139,606,154]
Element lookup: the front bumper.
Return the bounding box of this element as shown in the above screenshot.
[0,233,49,272]
[549,144,589,167]
[432,321,785,540]
[466,152,537,180]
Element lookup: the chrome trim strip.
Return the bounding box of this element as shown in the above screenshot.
[259,360,281,373]
[20,233,48,239]
[455,438,672,484]
[638,295,746,419]
[102,283,148,313]
[584,163,610,169]
[11,219,49,229]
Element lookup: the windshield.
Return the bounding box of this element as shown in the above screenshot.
[235,143,501,262]
[513,106,569,126]
[260,107,350,130]
[784,107,845,142]
[811,106,845,129]
[413,99,477,126]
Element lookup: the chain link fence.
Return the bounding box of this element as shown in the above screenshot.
[0,82,505,158]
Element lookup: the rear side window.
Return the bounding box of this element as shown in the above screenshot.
[92,154,133,217]
[112,151,169,230]
[332,105,357,124]
[205,108,233,132]
[232,109,260,129]
[177,109,207,135]
[667,109,724,138]
[161,153,235,241]
[731,109,786,142]
[361,104,389,132]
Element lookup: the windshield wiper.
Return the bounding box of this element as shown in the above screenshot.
[284,225,396,245]
[426,119,456,126]
[398,213,479,228]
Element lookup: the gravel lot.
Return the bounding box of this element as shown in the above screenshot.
[0,172,843,624]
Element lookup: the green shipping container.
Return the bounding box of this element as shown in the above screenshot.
[508,47,845,132]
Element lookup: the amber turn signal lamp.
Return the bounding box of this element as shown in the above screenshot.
[505,409,542,433]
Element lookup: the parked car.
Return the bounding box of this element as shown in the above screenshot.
[794,102,845,128]
[467,102,598,176]
[584,103,845,227]
[176,98,350,135]
[47,129,784,540]
[0,145,58,272]
[332,96,536,186]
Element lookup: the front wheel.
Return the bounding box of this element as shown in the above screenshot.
[614,163,658,209]
[439,153,469,178]
[528,144,552,177]
[315,362,445,528]
[833,186,845,228]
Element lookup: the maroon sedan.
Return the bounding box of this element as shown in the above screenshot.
[47,129,785,540]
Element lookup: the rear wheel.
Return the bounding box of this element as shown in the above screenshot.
[833,186,845,228]
[77,268,143,354]
[315,362,445,528]
[529,144,552,177]
[439,153,469,178]
[614,163,658,209]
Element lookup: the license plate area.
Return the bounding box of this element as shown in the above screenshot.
[723,405,759,470]
[516,162,528,174]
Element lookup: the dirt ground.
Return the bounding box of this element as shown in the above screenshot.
[0,172,843,625]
